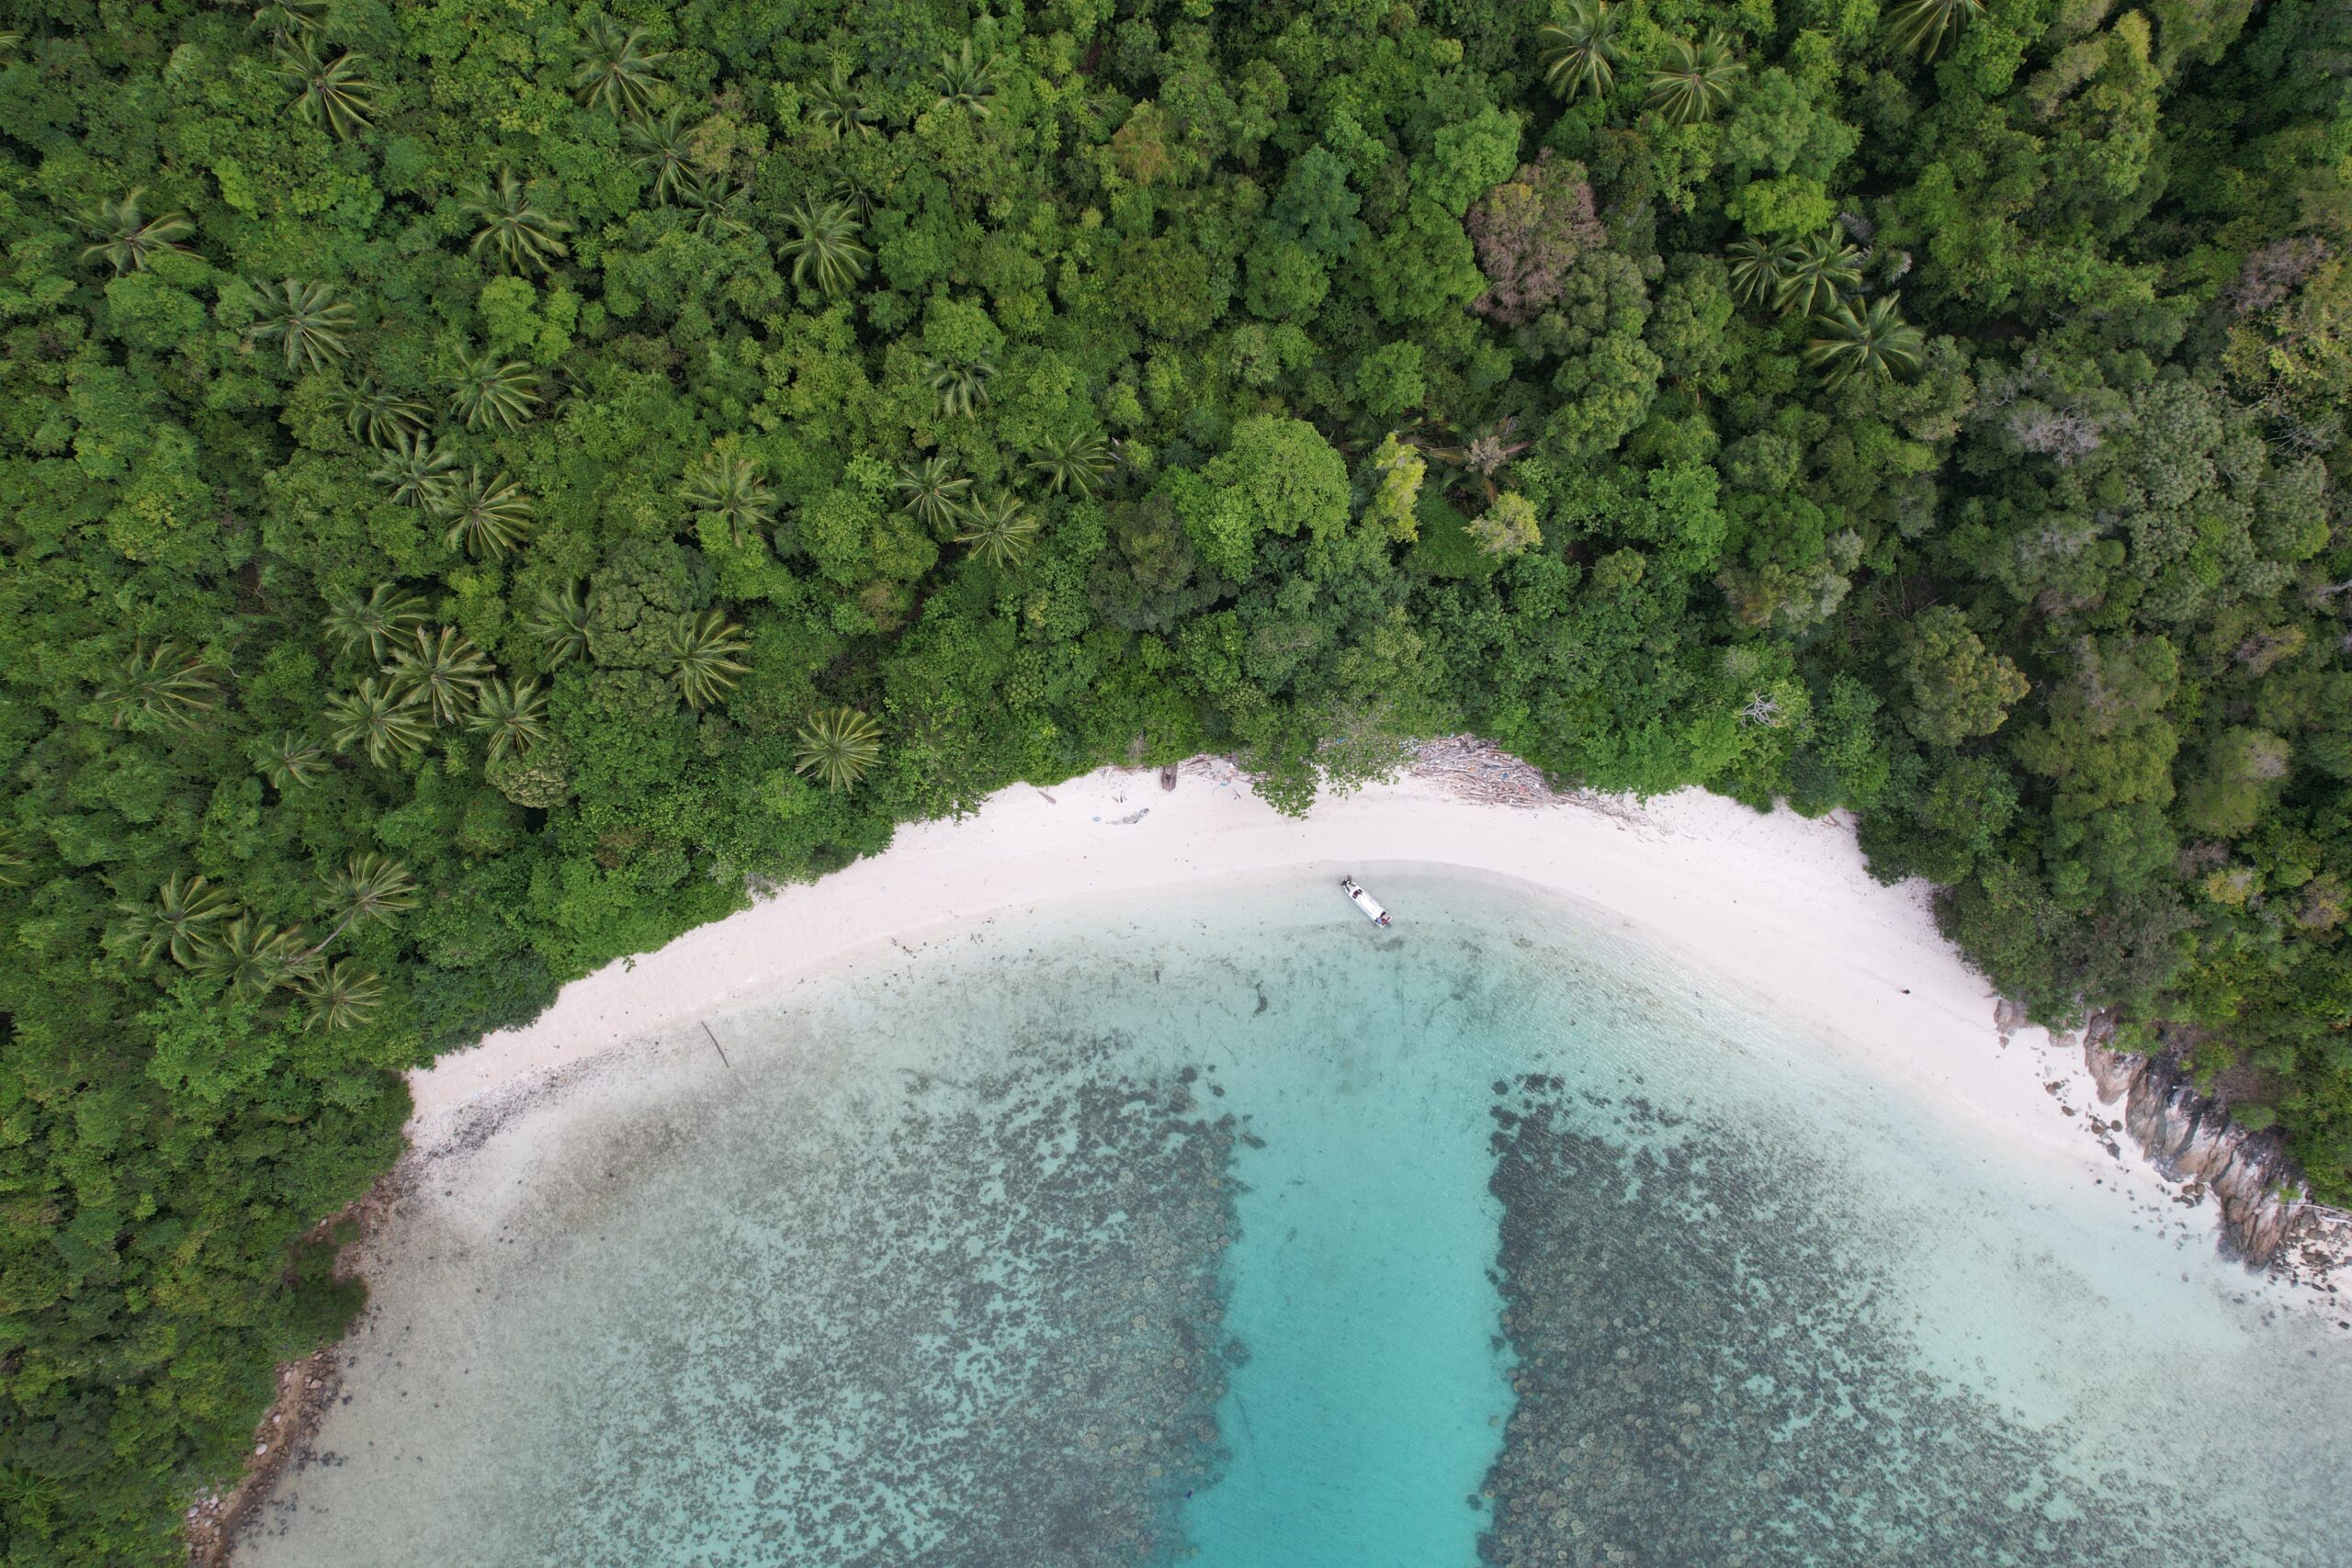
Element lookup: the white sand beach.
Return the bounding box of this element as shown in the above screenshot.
[410,756,2151,1207]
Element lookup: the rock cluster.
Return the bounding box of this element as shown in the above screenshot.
[2078,1014,2320,1268]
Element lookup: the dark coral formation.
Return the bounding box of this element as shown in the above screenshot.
[1476,1079,2315,1568]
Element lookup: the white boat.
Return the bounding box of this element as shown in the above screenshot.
[1340,874,1392,927]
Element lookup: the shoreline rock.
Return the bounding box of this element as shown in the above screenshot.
[2077,1010,2348,1275]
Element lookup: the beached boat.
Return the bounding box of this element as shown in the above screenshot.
[1340,874,1393,927]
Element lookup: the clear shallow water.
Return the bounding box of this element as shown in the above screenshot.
[242,868,2352,1568]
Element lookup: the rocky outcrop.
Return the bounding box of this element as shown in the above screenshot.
[2079,1011,2317,1269]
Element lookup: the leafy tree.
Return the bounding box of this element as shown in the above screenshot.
[1467,492,1544,558]
[1893,606,2030,748]
[1464,152,1605,327]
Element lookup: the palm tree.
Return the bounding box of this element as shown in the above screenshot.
[96,642,221,731]
[778,198,871,299]
[683,455,777,547]
[458,171,571,274]
[320,852,418,931]
[803,61,876,143]
[276,41,375,139]
[571,16,667,116]
[675,172,752,240]
[1644,32,1743,125]
[1774,227,1864,317]
[1885,0,1984,60]
[115,873,239,969]
[925,355,995,418]
[932,41,998,117]
[522,581,593,669]
[433,468,535,559]
[895,457,972,532]
[1538,1,1624,105]
[625,106,697,203]
[74,190,195,275]
[334,375,429,447]
[201,915,313,997]
[954,491,1039,568]
[1724,234,1792,310]
[299,959,384,1032]
[254,730,329,791]
[0,829,31,889]
[325,677,432,764]
[793,707,882,792]
[382,626,492,724]
[1027,432,1118,497]
[827,174,878,223]
[451,355,543,431]
[467,678,550,761]
[368,432,459,508]
[1805,295,1927,389]
[247,2,325,48]
[251,279,356,373]
[662,611,751,709]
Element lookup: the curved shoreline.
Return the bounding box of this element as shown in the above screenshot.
[415,756,2112,1188]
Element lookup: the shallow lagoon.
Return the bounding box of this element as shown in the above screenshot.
[241,869,2352,1567]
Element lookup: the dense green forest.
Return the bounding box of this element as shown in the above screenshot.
[2,0,2348,1558]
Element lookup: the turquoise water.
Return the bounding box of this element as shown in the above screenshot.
[239,868,2352,1568]
[1178,932,1513,1567]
